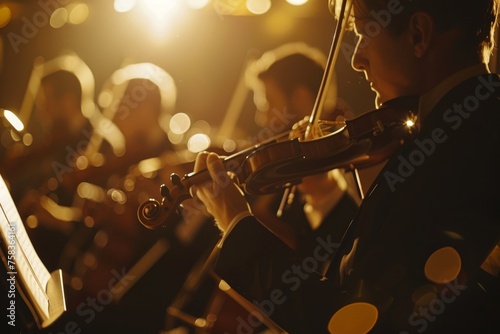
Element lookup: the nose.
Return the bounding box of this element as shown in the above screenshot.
[351,37,367,72]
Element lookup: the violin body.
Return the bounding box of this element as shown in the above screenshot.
[138,97,419,230]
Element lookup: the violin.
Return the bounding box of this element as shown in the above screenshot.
[137,0,419,230]
[137,96,419,230]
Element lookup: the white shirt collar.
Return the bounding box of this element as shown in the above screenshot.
[303,170,348,230]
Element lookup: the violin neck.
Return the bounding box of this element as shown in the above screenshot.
[181,147,253,190]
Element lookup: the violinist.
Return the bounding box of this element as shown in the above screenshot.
[192,0,500,332]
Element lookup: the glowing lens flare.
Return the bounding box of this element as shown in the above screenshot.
[3,109,24,132]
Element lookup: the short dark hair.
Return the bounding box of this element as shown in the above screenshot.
[257,53,325,98]
[41,70,82,102]
[350,0,499,62]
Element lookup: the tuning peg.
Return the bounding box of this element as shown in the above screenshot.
[160,184,172,201]
[170,173,184,189]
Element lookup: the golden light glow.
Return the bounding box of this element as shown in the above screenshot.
[26,215,38,229]
[40,195,82,222]
[114,0,136,13]
[286,0,309,5]
[187,0,211,9]
[142,0,181,17]
[123,178,135,192]
[98,89,113,108]
[187,133,211,153]
[263,12,295,36]
[194,318,208,328]
[137,157,162,175]
[424,246,462,284]
[76,155,89,170]
[190,120,211,135]
[109,188,127,204]
[0,6,11,28]
[213,0,240,16]
[328,302,378,334]
[168,131,184,145]
[77,182,106,203]
[50,7,68,29]
[222,138,237,152]
[218,279,231,291]
[170,113,191,134]
[67,3,89,25]
[136,0,184,39]
[406,119,415,127]
[3,109,24,132]
[246,0,271,15]
[22,133,33,146]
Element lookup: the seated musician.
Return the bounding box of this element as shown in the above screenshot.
[191,0,500,333]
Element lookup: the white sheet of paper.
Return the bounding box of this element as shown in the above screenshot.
[0,176,50,318]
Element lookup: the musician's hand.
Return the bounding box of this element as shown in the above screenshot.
[192,152,251,232]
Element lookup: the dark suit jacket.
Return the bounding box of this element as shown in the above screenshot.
[216,192,358,333]
[215,73,500,333]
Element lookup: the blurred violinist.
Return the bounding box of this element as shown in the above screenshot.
[246,45,360,259]
[191,0,500,333]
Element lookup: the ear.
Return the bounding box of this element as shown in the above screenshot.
[408,12,434,58]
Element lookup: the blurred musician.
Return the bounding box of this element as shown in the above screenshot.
[246,44,360,260]
[1,70,94,271]
[1,70,92,205]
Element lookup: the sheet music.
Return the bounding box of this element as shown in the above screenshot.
[0,176,50,318]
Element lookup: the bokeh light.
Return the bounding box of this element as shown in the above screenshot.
[246,0,271,15]
[424,246,462,284]
[114,0,136,13]
[67,3,90,25]
[328,302,378,333]
[50,7,68,29]
[3,109,24,132]
[286,0,309,5]
[0,6,11,28]
[170,113,191,135]
[187,133,211,153]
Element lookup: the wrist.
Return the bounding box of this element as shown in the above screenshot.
[219,210,253,245]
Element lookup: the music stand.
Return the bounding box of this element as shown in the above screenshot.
[0,175,66,331]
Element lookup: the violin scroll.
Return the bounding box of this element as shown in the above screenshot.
[137,198,163,229]
[137,174,193,230]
